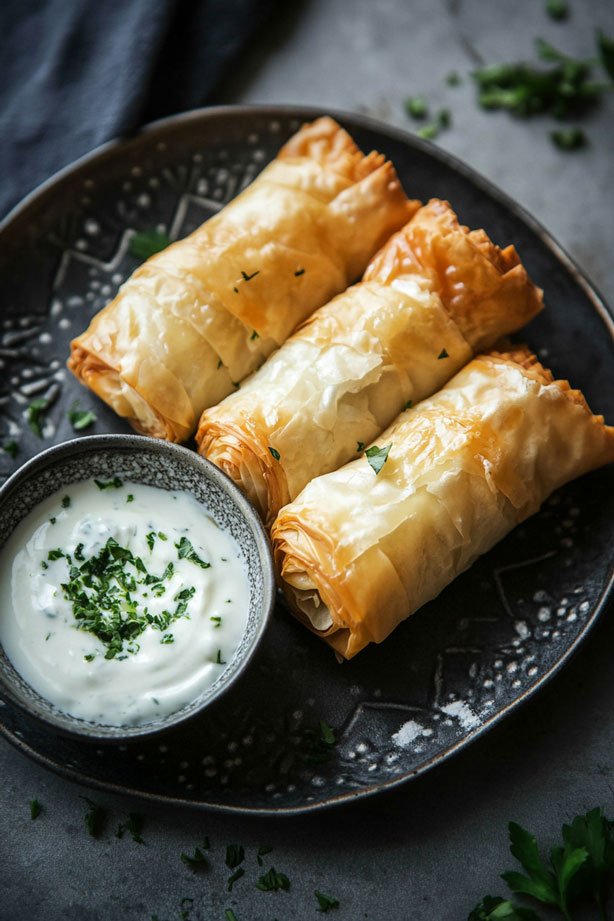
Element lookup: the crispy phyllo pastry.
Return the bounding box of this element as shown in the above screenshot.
[197,200,543,525]
[68,117,414,442]
[272,348,614,659]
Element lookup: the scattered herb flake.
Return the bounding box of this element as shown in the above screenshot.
[130,229,171,261]
[180,847,209,871]
[84,653,95,662]
[217,358,224,369]
[2,440,18,458]
[365,443,391,475]
[161,633,174,644]
[226,844,245,869]
[68,401,96,432]
[225,911,238,921]
[82,797,106,838]
[215,649,227,665]
[438,348,449,359]
[227,867,245,891]
[405,400,413,410]
[405,96,428,119]
[30,799,42,820]
[158,532,168,541]
[250,330,259,340]
[175,536,210,569]
[126,494,135,503]
[210,616,222,628]
[315,890,340,912]
[256,866,290,892]
[94,477,123,490]
[417,121,440,140]
[241,270,260,282]
[546,0,568,20]
[446,71,461,86]
[146,531,156,551]
[356,441,365,453]
[268,446,281,461]
[551,126,587,150]
[49,517,56,525]
[294,267,305,276]
[438,108,451,128]
[319,720,336,746]
[61,495,71,509]
[48,548,64,561]
[468,896,540,920]
[26,397,49,437]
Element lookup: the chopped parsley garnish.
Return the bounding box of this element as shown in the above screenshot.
[438,348,449,359]
[61,495,71,508]
[546,0,568,20]
[41,561,48,570]
[126,494,135,503]
[26,397,49,437]
[180,847,209,871]
[82,797,106,837]
[2,440,18,458]
[215,649,226,665]
[59,537,191,659]
[446,71,461,86]
[356,441,365,453]
[405,400,413,409]
[116,812,145,844]
[158,531,168,541]
[250,330,259,340]
[226,844,245,869]
[268,446,281,461]
[30,799,42,820]
[241,270,260,282]
[319,720,335,746]
[405,96,428,119]
[84,653,95,662]
[94,476,123,490]
[146,531,156,551]
[551,127,586,150]
[315,890,340,912]
[225,911,238,921]
[217,358,224,369]
[129,229,171,261]
[227,867,245,891]
[256,867,290,892]
[257,845,273,866]
[49,517,56,525]
[175,536,210,569]
[68,401,97,432]
[417,121,439,141]
[294,267,305,276]
[233,286,239,294]
[210,616,222,628]
[161,633,174,644]
[365,443,391,475]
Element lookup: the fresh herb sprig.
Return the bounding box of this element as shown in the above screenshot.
[469,808,614,920]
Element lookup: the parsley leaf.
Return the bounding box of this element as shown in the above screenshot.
[116,812,145,844]
[225,911,238,921]
[226,844,245,869]
[500,821,588,917]
[438,348,449,359]
[94,477,123,490]
[175,536,210,569]
[227,867,245,891]
[181,847,209,871]
[256,866,290,892]
[68,401,96,432]
[30,799,42,820]
[268,446,281,461]
[551,127,587,150]
[82,797,106,838]
[468,896,540,920]
[546,0,568,21]
[61,495,71,508]
[257,844,273,867]
[2,440,18,458]
[597,29,614,82]
[130,229,171,261]
[365,443,391,475]
[315,890,340,912]
[26,397,49,437]
[405,96,428,119]
[561,807,614,916]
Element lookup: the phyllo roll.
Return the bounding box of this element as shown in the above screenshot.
[272,348,614,659]
[196,200,543,525]
[68,117,414,442]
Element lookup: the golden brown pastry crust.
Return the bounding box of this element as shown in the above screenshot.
[197,201,543,525]
[272,347,614,658]
[68,117,415,442]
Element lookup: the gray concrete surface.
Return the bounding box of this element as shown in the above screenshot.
[1,1,614,919]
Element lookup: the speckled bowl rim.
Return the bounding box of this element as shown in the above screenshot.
[0,434,276,742]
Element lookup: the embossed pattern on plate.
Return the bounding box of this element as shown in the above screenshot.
[0,106,612,814]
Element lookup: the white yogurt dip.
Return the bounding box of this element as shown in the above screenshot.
[0,477,250,726]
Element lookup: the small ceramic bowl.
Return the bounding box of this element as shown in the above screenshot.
[0,434,275,741]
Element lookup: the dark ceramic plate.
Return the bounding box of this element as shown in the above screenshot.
[0,106,612,815]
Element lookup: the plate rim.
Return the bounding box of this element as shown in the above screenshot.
[0,103,612,817]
